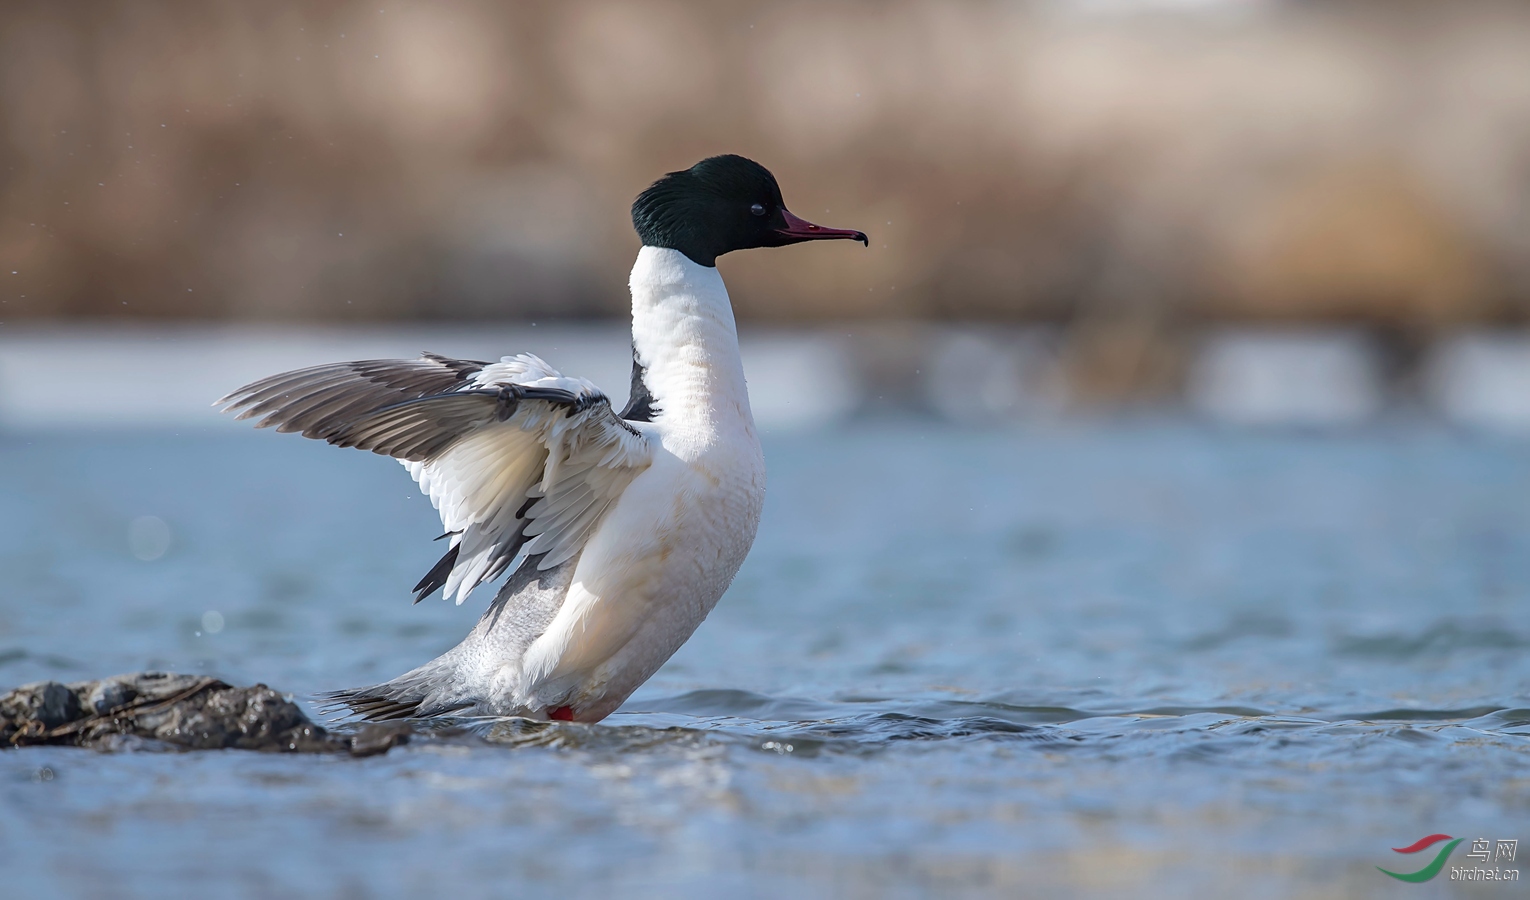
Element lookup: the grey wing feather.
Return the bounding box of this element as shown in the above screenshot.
[322,392,505,460]
[320,385,605,461]
[216,354,489,447]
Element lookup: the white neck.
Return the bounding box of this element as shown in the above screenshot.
[627,246,753,434]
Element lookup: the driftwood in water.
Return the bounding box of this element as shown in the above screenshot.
[0,672,406,756]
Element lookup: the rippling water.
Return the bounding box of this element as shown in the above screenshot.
[2,421,1527,898]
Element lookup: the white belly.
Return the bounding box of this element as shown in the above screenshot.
[505,421,765,719]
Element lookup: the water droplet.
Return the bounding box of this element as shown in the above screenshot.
[201,611,225,634]
[128,515,172,561]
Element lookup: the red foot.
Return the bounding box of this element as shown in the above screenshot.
[548,705,575,721]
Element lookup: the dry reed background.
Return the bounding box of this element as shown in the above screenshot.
[3,0,1529,345]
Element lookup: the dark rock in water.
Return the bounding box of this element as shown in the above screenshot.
[12,680,82,730]
[0,673,408,756]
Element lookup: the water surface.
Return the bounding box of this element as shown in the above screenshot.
[1,421,1526,898]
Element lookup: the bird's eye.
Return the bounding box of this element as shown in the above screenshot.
[750,203,767,217]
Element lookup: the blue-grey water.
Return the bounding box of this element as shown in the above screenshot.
[2,421,1527,898]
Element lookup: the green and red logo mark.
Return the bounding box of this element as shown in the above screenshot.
[1378,834,1463,883]
[1380,835,1520,883]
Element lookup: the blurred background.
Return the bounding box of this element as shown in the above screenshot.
[6,4,1530,896]
[4,0,1530,426]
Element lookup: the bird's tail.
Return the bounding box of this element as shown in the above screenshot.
[321,557,577,722]
[320,653,479,721]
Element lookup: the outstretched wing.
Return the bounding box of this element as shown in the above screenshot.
[218,352,653,604]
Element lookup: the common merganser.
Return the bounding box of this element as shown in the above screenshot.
[218,155,866,723]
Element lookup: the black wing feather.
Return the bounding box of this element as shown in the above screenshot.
[411,544,460,604]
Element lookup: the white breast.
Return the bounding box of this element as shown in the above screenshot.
[506,247,766,718]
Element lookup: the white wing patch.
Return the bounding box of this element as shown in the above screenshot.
[404,354,652,603]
